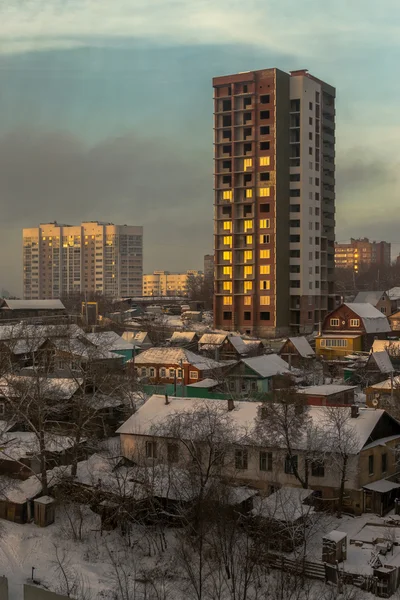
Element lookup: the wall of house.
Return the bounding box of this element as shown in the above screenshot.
[134,363,203,385]
[376,297,392,316]
[316,335,362,358]
[24,584,71,600]
[357,440,398,488]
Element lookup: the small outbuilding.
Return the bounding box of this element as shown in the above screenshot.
[322,530,347,564]
[34,496,55,527]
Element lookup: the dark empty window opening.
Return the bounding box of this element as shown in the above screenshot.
[222,145,231,156]
[290,265,300,273]
[309,101,313,110]
[244,142,252,154]
[244,311,251,321]
[260,110,270,120]
[222,160,231,170]
[290,99,300,112]
[260,126,270,135]
[260,141,270,150]
[222,115,232,127]
[290,204,300,212]
[290,189,301,197]
[382,453,388,473]
[222,129,231,140]
[243,96,251,108]
[290,174,300,182]
[260,94,270,104]
[243,84,248,93]
[290,250,300,258]
[244,173,252,185]
[260,312,270,321]
[243,205,252,217]
[222,206,231,216]
[222,99,231,111]
[290,235,300,242]
[290,220,300,228]
[260,172,270,182]
[222,175,231,185]
[260,203,270,213]
[368,455,374,475]
[244,127,252,139]
[244,112,252,124]
[223,311,232,320]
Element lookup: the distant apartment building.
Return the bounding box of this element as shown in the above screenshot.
[204,254,214,281]
[23,222,143,299]
[335,238,391,271]
[213,68,336,336]
[142,270,203,297]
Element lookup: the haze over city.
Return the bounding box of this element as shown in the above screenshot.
[1,0,399,295]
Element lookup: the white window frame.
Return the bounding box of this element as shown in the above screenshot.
[349,319,360,327]
[189,371,198,380]
[145,440,157,459]
[149,367,156,377]
[140,367,147,377]
[160,368,166,377]
[330,318,340,326]
[169,368,175,378]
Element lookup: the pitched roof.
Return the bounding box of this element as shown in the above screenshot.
[387,287,400,301]
[87,331,134,351]
[354,291,386,306]
[369,376,400,391]
[285,337,315,358]
[199,333,228,347]
[369,351,393,374]
[0,299,65,311]
[297,384,356,396]
[228,336,248,355]
[344,303,391,333]
[133,347,222,370]
[0,375,82,400]
[117,395,386,453]
[170,331,198,344]
[186,378,219,389]
[0,432,76,461]
[242,354,291,378]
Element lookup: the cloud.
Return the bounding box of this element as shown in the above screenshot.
[0,0,399,56]
[0,129,212,293]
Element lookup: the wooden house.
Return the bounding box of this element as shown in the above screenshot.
[279,337,315,368]
[353,291,392,316]
[224,354,294,395]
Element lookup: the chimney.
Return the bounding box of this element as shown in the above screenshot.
[350,405,359,419]
[227,398,235,411]
[165,394,170,405]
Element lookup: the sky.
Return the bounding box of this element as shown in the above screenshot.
[0,0,399,295]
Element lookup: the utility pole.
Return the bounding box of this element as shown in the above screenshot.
[180,358,185,397]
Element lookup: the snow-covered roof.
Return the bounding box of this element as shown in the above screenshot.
[52,337,119,360]
[229,336,249,355]
[284,337,315,358]
[186,378,219,389]
[363,480,400,493]
[0,375,82,400]
[0,323,84,342]
[241,354,291,378]
[87,331,134,351]
[368,376,400,391]
[297,384,356,396]
[354,291,386,306]
[387,287,400,301]
[199,333,228,347]
[369,350,393,374]
[133,347,222,371]
[324,530,347,542]
[344,303,391,334]
[372,340,400,356]
[0,432,76,461]
[0,299,65,311]
[170,331,198,344]
[117,395,385,453]
[252,487,315,522]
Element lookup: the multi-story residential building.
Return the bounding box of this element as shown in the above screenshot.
[142,270,203,297]
[213,68,336,336]
[23,222,143,299]
[335,238,391,271]
[204,254,214,281]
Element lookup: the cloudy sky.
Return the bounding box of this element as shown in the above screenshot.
[0,0,399,294]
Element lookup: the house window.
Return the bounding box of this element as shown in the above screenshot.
[223,190,232,200]
[368,455,374,476]
[57,360,65,370]
[244,250,253,262]
[246,188,253,198]
[260,234,270,244]
[149,367,156,378]
[260,265,270,275]
[259,188,270,197]
[244,265,253,277]
[167,443,179,463]
[169,368,175,378]
[382,453,387,473]
[244,220,253,232]
[260,296,271,306]
[223,296,232,306]
[190,371,198,380]
[223,266,232,276]
[330,318,340,326]
[284,454,298,475]
[259,451,272,472]
[260,219,270,229]
[223,221,232,231]
[260,312,270,320]
[244,296,251,306]
[244,281,253,293]
[145,441,157,459]
[381,307,386,314]
[311,459,325,478]
[260,156,270,166]
[223,281,232,292]
[260,280,270,290]
[320,339,347,348]
[260,250,270,259]
[160,368,166,377]
[350,319,360,327]
[223,251,232,261]
[140,367,147,377]
[235,449,248,470]
[177,369,183,379]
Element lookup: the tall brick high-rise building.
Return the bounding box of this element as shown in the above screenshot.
[23,221,143,299]
[213,68,336,336]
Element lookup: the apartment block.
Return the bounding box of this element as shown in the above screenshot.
[23,222,143,299]
[213,68,336,336]
[204,254,214,281]
[142,270,203,297]
[335,238,391,271]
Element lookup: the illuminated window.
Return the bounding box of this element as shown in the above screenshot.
[244,296,251,305]
[223,281,232,292]
[244,281,253,293]
[350,319,360,327]
[260,265,270,275]
[223,221,232,231]
[260,280,271,290]
[244,158,253,171]
[223,266,232,276]
[244,265,253,277]
[223,190,233,200]
[244,220,253,232]
[223,251,232,261]
[259,188,270,197]
[223,296,232,305]
[246,235,253,245]
[244,251,253,262]
[260,250,271,259]
[330,318,340,326]
[260,234,270,244]
[260,296,271,305]
[246,189,253,198]
[260,219,270,229]
[223,236,232,246]
[260,156,270,166]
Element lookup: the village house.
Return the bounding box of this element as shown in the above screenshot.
[0,299,67,322]
[198,333,263,360]
[365,376,400,409]
[296,384,356,406]
[169,331,200,351]
[278,337,315,368]
[387,287,400,313]
[353,291,392,316]
[117,395,400,516]
[121,331,153,353]
[316,303,391,358]
[224,354,294,395]
[372,340,400,369]
[132,347,226,385]
[389,311,400,332]
[87,330,134,363]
